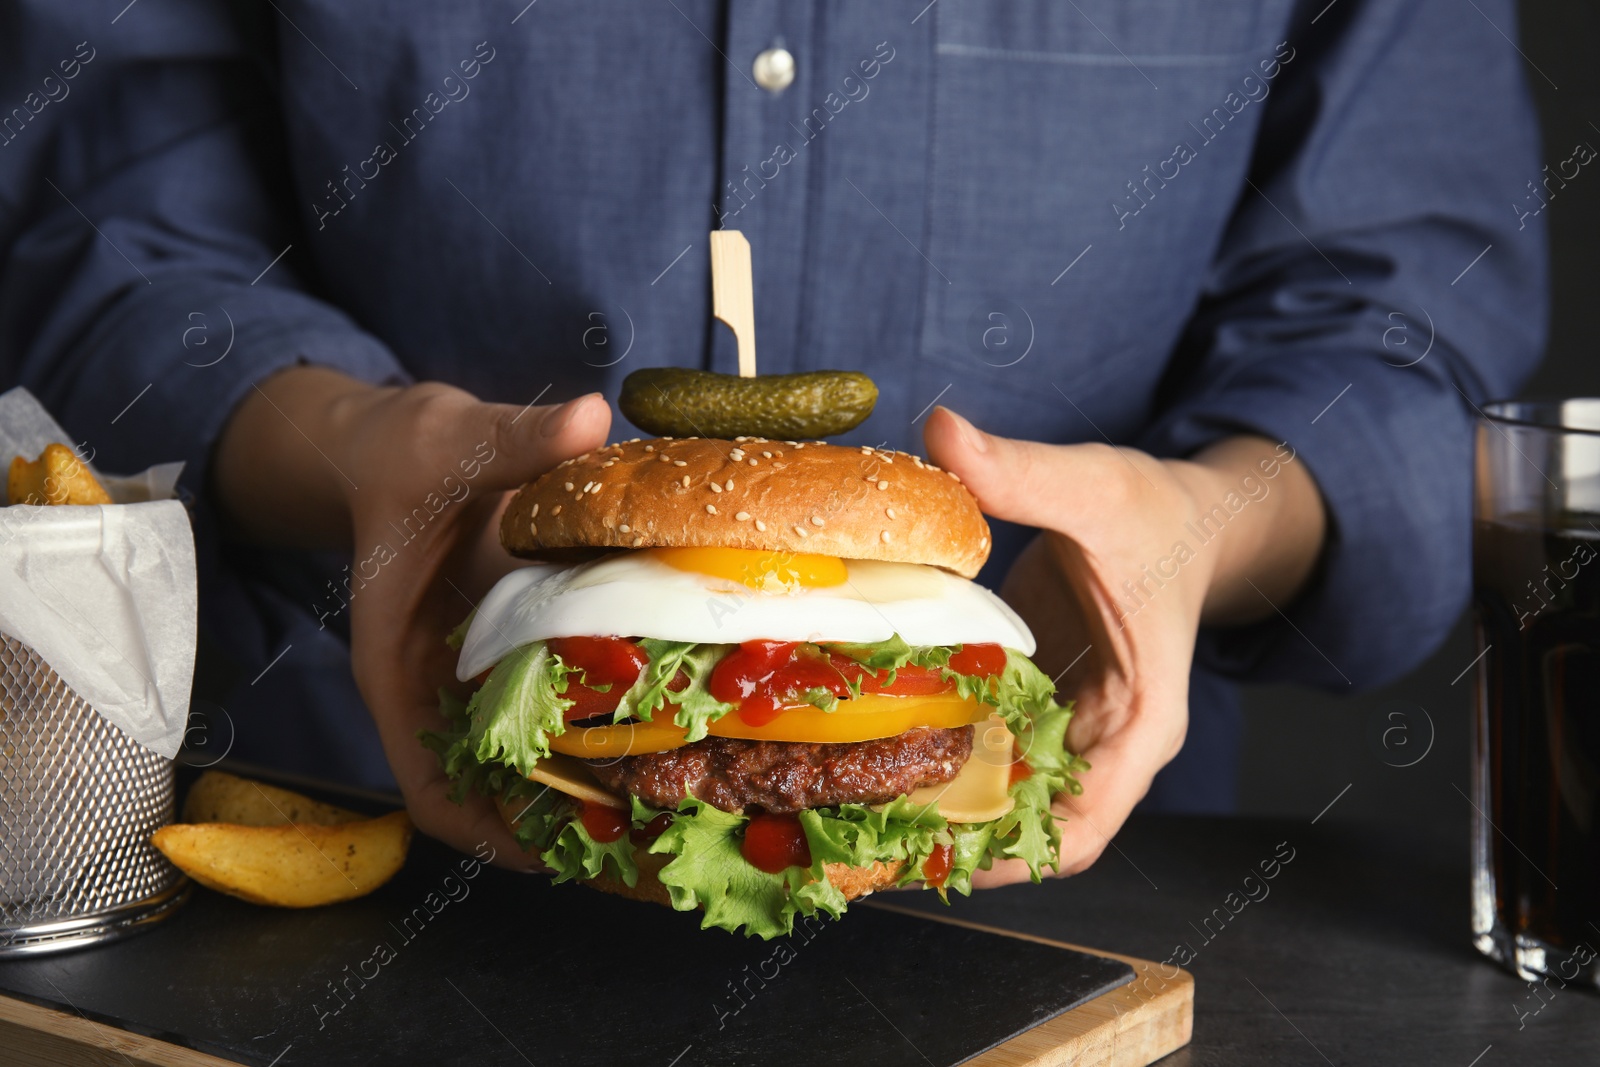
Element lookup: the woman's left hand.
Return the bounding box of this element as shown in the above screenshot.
[924,408,1324,884]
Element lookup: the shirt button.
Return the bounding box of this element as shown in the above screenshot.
[752,47,795,93]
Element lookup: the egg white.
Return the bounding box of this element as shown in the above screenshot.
[455,550,1036,680]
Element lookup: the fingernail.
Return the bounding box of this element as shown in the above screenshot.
[938,406,988,454]
[542,393,599,438]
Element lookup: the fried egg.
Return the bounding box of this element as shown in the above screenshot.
[456,547,1035,680]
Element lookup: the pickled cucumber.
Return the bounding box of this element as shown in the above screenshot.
[620,368,878,440]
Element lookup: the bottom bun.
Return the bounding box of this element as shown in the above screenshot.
[497,797,905,909]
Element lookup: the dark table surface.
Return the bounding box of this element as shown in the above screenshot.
[892,811,1600,1066]
[8,796,1597,1065]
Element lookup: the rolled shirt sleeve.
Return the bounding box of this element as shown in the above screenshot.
[1137,0,1549,690]
[0,2,407,493]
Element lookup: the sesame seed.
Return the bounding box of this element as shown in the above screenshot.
[886,508,897,519]
[552,505,562,515]
[735,436,748,442]
[529,522,537,536]
[913,457,925,468]
[762,451,772,458]
[947,470,961,481]
[725,478,735,491]
[729,450,745,460]
[563,482,574,491]
[674,460,687,467]
[877,480,889,490]
[793,525,808,538]
[860,446,873,454]
[584,481,598,493]
[735,511,751,521]
[619,524,631,533]
[755,519,767,532]
[810,515,825,527]
[681,475,690,487]
[880,456,894,464]
[710,482,722,493]
[530,504,539,518]
[748,458,758,466]
[881,530,892,543]
[706,504,718,515]
[633,536,645,547]
[644,445,655,452]
[927,464,941,473]
[658,454,670,462]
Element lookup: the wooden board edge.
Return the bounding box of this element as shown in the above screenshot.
[863,901,1194,1067]
[0,993,240,1067]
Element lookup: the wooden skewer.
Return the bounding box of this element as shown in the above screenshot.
[710,230,757,377]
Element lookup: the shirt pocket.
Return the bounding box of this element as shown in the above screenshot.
[916,0,1291,438]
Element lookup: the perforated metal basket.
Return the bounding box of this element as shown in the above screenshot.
[0,634,187,956]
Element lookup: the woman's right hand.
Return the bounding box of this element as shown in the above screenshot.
[213,366,611,868]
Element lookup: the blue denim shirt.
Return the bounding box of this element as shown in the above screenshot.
[0,1,1548,806]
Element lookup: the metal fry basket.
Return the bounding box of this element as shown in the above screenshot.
[0,634,187,956]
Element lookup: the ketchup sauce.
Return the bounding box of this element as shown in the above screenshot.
[629,811,674,846]
[947,643,1007,678]
[546,637,649,723]
[576,800,629,843]
[740,812,812,873]
[709,641,844,726]
[923,843,954,888]
[707,640,1005,727]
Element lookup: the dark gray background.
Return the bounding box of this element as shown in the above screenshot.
[1235,2,1599,830]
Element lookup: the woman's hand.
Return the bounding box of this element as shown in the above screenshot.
[924,407,1324,885]
[214,366,611,868]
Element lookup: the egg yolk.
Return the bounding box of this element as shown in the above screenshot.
[652,546,848,592]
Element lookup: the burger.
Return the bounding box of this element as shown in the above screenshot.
[425,435,1086,938]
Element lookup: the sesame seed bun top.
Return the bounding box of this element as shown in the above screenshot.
[500,437,992,578]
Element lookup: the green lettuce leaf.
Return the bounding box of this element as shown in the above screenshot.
[824,635,954,671]
[423,632,1089,938]
[649,799,848,938]
[493,779,640,887]
[445,610,475,652]
[625,639,736,740]
[987,651,1088,879]
[800,687,838,711]
[943,821,997,898]
[466,643,575,773]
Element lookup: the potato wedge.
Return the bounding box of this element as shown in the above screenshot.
[8,442,111,506]
[151,811,412,908]
[181,769,363,827]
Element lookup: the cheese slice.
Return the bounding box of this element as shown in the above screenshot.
[520,752,627,810]
[889,715,1018,823]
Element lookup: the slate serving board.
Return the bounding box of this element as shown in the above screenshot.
[0,769,1137,1067]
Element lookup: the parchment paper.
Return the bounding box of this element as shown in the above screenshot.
[0,388,195,759]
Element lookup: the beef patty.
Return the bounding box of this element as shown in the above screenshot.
[585,725,974,814]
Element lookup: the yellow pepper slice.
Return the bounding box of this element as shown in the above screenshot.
[546,691,992,758]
